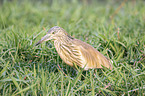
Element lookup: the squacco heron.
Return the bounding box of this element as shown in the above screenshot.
[35,26,112,70]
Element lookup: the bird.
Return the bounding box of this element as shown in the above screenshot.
[35,26,112,70]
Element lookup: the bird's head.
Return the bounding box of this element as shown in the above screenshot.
[35,26,73,46]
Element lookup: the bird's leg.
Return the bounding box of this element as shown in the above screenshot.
[96,83,111,95]
[94,69,111,95]
[94,69,97,77]
[57,64,67,76]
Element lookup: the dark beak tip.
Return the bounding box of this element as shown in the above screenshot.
[35,42,40,46]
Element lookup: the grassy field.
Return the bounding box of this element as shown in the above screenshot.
[0,0,145,95]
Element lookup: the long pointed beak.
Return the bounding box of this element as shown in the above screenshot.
[35,34,51,46]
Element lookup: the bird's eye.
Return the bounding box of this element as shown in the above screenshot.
[52,31,55,34]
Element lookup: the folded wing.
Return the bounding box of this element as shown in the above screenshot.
[73,39,112,70]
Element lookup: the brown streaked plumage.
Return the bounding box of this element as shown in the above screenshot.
[35,26,112,70]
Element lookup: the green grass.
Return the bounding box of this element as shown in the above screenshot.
[0,0,145,95]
